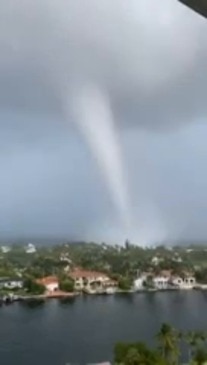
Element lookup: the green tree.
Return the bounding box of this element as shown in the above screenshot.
[185,331,207,363]
[156,323,179,365]
[114,342,167,365]
[125,348,143,365]
[118,277,132,290]
[59,277,74,292]
[195,269,207,284]
[24,278,45,295]
[193,348,207,365]
[185,331,198,363]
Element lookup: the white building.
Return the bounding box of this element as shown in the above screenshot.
[153,276,169,290]
[171,276,196,289]
[4,280,23,289]
[1,246,11,254]
[60,253,72,264]
[25,243,36,254]
[134,275,147,290]
[151,256,163,266]
[0,278,23,289]
[173,257,183,263]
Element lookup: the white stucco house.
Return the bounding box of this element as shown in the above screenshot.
[171,276,196,289]
[134,274,147,290]
[153,276,169,290]
[36,276,59,292]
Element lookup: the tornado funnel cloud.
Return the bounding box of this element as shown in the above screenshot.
[72,85,131,229]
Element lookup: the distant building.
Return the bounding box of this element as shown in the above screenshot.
[59,253,72,264]
[134,275,147,290]
[0,278,23,289]
[173,256,183,263]
[1,246,11,254]
[25,243,36,254]
[151,256,163,266]
[36,276,59,292]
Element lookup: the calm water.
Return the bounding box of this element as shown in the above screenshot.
[1,291,207,365]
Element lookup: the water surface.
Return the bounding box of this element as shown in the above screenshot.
[1,291,207,365]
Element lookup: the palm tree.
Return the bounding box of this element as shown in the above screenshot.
[125,348,143,365]
[193,347,207,365]
[185,331,198,363]
[185,330,207,362]
[156,323,180,365]
[195,331,207,346]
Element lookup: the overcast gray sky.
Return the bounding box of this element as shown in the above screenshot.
[0,0,207,245]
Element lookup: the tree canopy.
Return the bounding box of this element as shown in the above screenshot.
[114,323,207,365]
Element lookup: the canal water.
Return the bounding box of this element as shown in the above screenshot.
[1,291,207,365]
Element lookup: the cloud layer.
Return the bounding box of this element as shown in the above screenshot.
[1,0,207,244]
[0,0,207,127]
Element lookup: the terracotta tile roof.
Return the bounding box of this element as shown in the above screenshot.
[36,276,58,286]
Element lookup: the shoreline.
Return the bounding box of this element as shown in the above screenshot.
[2,285,207,305]
[19,291,79,301]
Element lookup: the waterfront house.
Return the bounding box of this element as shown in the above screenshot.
[36,276,59,292]
[153,276,169,290]
[171,275,196,289]
[69,268,115,290]
[152,270,172,290]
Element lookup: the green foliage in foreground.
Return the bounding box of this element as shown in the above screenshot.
[114,341,167,365]
[114,323,207,365]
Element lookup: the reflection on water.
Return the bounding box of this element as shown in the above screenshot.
[20,298,46,308]
[1,291,207,365]
[59,297,76,306]
[115,292,135,304]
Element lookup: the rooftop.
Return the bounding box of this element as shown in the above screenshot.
[36,276,58,286]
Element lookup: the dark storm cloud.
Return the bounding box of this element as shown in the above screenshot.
[0,0,207,128]
[1,0,207,244]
